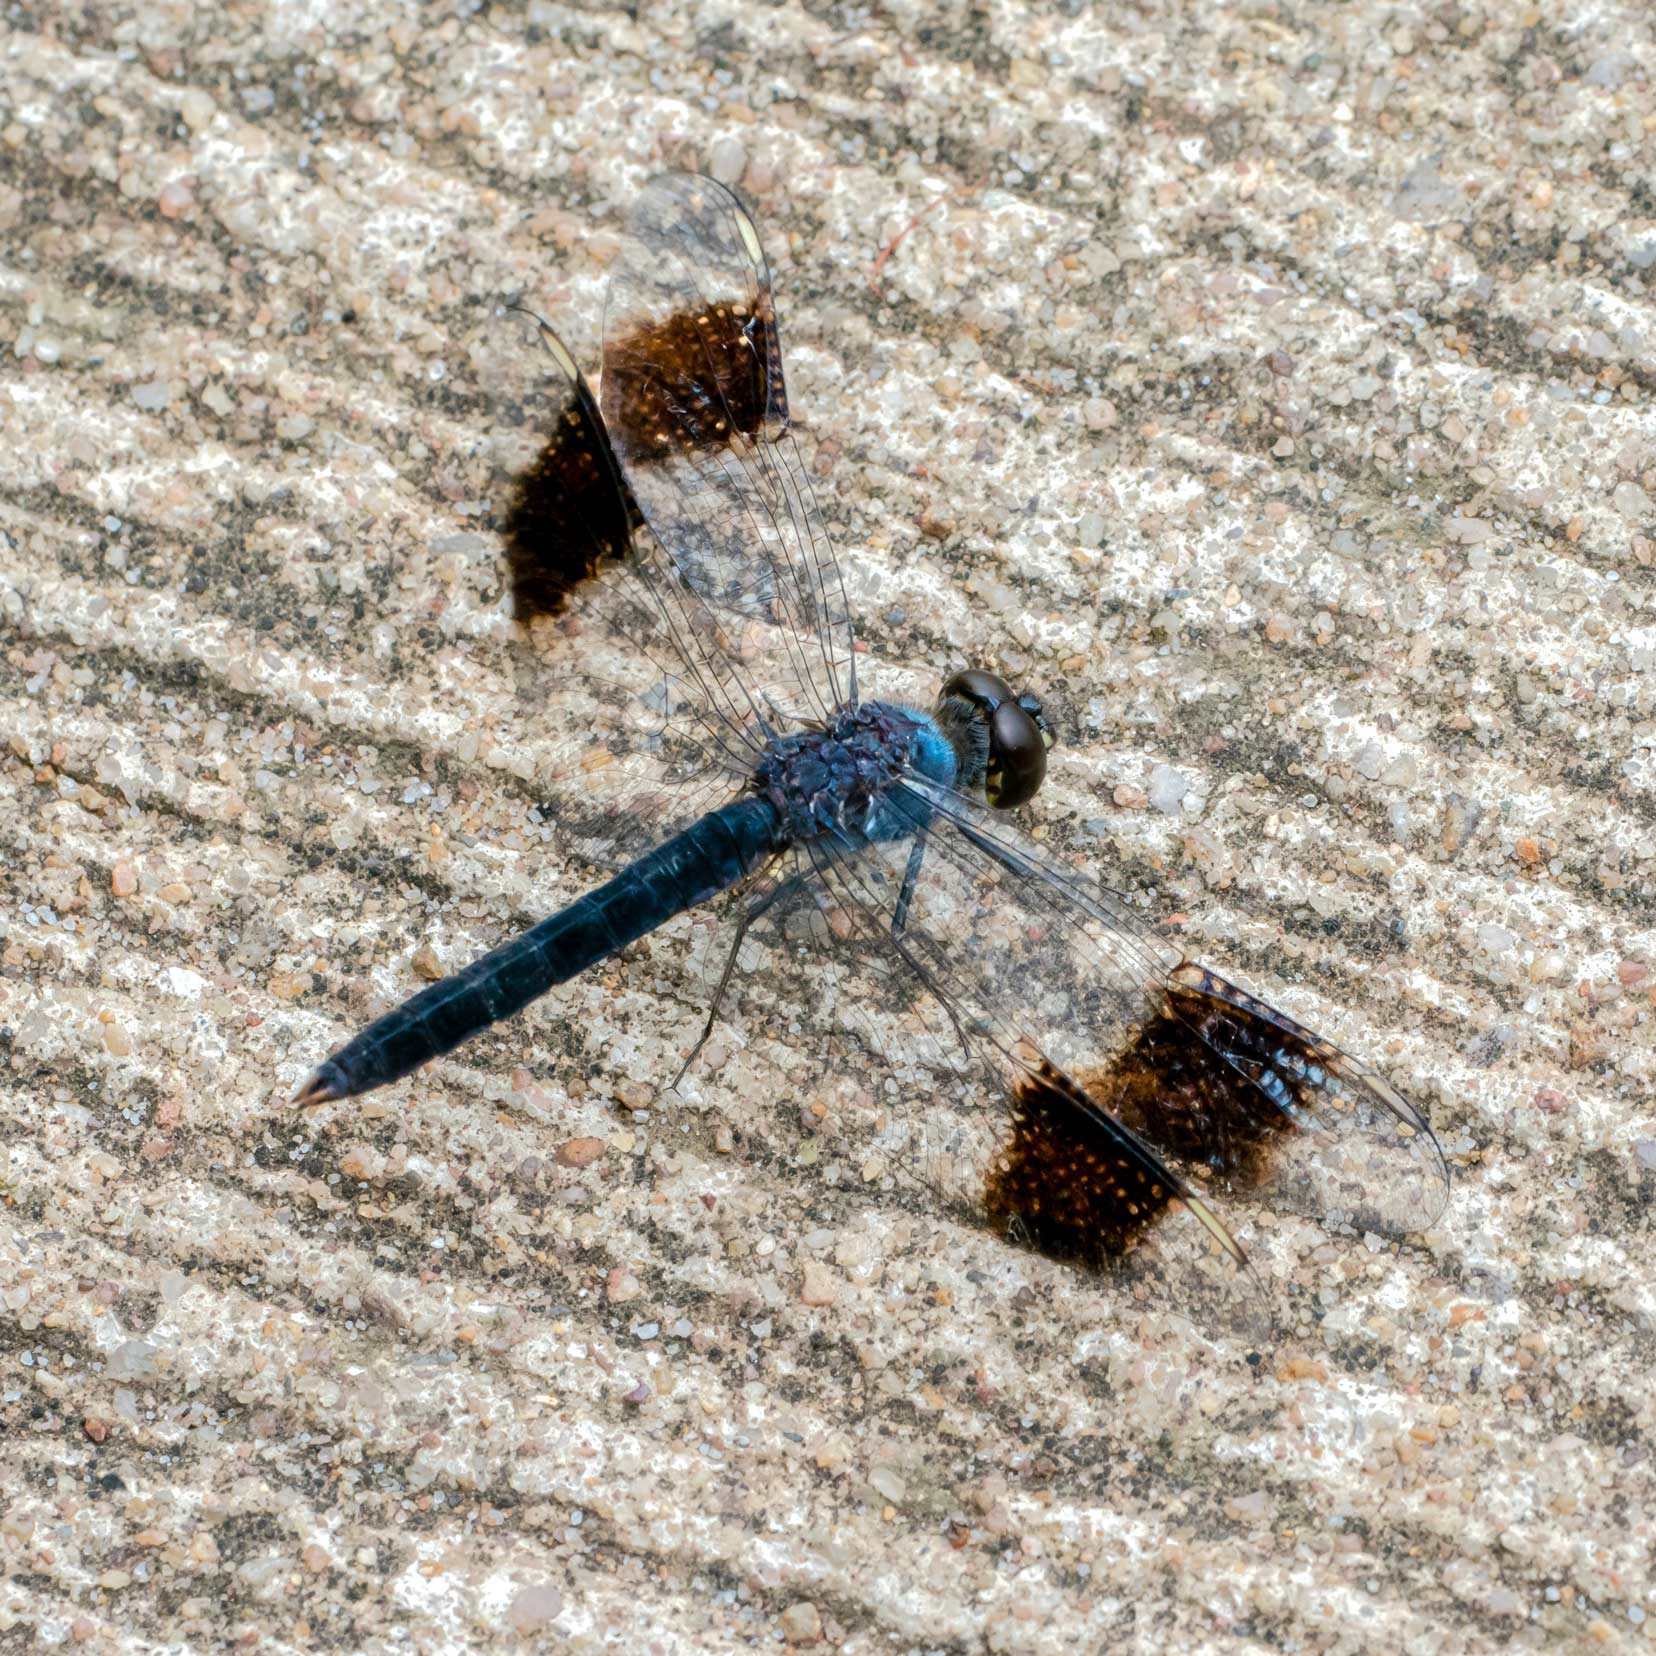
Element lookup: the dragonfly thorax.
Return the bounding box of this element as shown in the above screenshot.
[752,702,956,845]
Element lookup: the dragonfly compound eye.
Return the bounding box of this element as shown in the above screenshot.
[941,667,1015,708]
[1016,691,1056,751]
[939,670,1055,808]
[985,698,1050,808]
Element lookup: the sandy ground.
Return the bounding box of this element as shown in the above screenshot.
[4,2,1656,1652]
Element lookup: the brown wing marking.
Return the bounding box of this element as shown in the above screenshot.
[985,1052,1243,1268]
[1076,961,1444,1246]
[1074,966,1301,1192]
[604,287,788,461]
[501,325,641,620]
[502,273,790,623]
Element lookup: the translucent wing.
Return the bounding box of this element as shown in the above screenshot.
[599,171,857,729]
[863,774,1451,1242]
[736,833,1259,1333]
[460,303,775,874]
[692,772,1447,1331]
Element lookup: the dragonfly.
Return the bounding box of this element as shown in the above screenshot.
[297,172,1448,1326]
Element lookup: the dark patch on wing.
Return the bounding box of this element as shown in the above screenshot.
[1076,971,1293,1192]
[604,291,788,461]
[982,959,1444,1272]
[500,268,788,622]
[500,337,640,620]
[986,1055,1235,1265]
[1091,962,1432,1196]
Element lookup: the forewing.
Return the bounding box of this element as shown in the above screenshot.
[692,839,1261,1337]
[599,172,857,728]
[689,769,1448,1329]
[886,776,1451,1242]
[462,303,771,873]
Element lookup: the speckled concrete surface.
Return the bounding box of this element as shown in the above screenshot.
[3,3,1656,1652]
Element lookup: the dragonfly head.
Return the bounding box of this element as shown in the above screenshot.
[936,669,1057,809]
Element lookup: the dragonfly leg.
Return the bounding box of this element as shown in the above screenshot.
[667,869,803,1092]
[814,832,976,1066]
[891,824,929,940]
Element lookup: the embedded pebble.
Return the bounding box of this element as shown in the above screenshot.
[612,1080,651,1111]
[708,136,747,185]
[131,381,172,412]
[106,1340,157,1381]
[868,1466,905,1504]
[799,1261,841,1306]
[780,1602,823,1643]
[556,1137,605,1168]
[1441,795,1482,856]
[1224,1490,1274,1525]
[339,1146,380,1180]
[178,88,215,130]
[605,1268,642,1304]
[157,179,194,218]
[507,1584,563,1633]
[1146,765,1188,815]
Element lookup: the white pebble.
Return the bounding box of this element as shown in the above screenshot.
[1147,764,1188,815]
